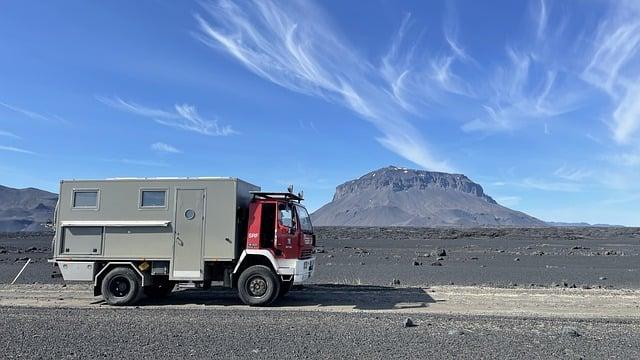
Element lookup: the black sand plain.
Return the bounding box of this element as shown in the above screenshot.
[1,227,640,289]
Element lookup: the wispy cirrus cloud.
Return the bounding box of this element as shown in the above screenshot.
[489,177,583,192]
[444,28,472,64]
[462,46,577,133]
[535,0,548,41]
[195,0,454,172]
[553,165,593,182]
[0,101,68,124]
[461,0,584,134]
[581,2,640,145]
[0,145,36,155]
[0,101,50,122]
[0,130,21,139]
[151,142,181,154]
[379,11,475,115]
[606,147,640,167]
[194,0,637,184]
[96,96,236,136]
[519,178,582,192]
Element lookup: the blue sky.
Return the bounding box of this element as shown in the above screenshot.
[1,0,639,225]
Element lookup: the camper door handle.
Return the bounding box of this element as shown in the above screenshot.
[176,237,184,246]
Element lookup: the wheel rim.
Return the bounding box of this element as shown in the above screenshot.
[109,276,131,297]
[246,275,268,298]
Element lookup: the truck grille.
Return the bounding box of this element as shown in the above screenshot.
[300,248,313,259]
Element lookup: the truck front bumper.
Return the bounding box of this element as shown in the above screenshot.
[276,257,316,284]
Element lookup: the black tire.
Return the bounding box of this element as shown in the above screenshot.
[101,267,142,306]
[143,277,175,298]
[278,280,293,298]
[237,265,281,306]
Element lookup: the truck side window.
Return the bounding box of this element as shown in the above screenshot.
[278,204,293,228]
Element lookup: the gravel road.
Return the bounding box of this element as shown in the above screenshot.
[2,283,640,359]
[3,284,640,318]
[2,305,639,359]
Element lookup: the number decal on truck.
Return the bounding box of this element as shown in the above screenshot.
[248,232,258,239]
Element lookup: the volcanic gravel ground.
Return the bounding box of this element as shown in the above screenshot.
[312,227,640,289]
[0,232,60,284]
[2,227,640,289]
[1,306,640,359]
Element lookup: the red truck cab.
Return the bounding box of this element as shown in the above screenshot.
[246,192,315,259]
[232,191,315,305]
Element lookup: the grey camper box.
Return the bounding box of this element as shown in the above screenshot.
[53,177,258,281]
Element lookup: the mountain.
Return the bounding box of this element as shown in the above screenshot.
[312,166,546,227]
[0,185,58,232]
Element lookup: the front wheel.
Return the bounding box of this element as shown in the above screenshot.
[237,265,281,306]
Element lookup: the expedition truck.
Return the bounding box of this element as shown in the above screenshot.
[50,177,316,306]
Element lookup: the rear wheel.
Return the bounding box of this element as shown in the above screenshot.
[237,265,280,306]
[101,267,142,306]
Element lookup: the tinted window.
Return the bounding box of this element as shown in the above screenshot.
[141,190,166,207]
[73,191,98,208]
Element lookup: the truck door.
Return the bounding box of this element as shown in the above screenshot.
[171,189,205,280]
[276,203,296,257]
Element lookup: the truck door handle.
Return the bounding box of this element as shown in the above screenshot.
[176,237,184,246]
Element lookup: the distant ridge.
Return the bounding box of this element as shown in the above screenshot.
[0,185,58,232]
[545,221,623,228]
[312,166,546,227]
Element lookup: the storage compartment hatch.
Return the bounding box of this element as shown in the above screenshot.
[62,227,103,255]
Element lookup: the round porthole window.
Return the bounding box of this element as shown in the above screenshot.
[184,209,196,220]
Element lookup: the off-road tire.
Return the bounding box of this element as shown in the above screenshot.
[101,267,142,306]
[237,265,281,306]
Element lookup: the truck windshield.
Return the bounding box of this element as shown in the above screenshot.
[295,205,313,234]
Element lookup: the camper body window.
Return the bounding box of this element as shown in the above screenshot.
[72,190,99,209]
[140,189,167,208]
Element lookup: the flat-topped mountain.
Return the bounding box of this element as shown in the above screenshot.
[0,185,58,232]
[312,166,545,227]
